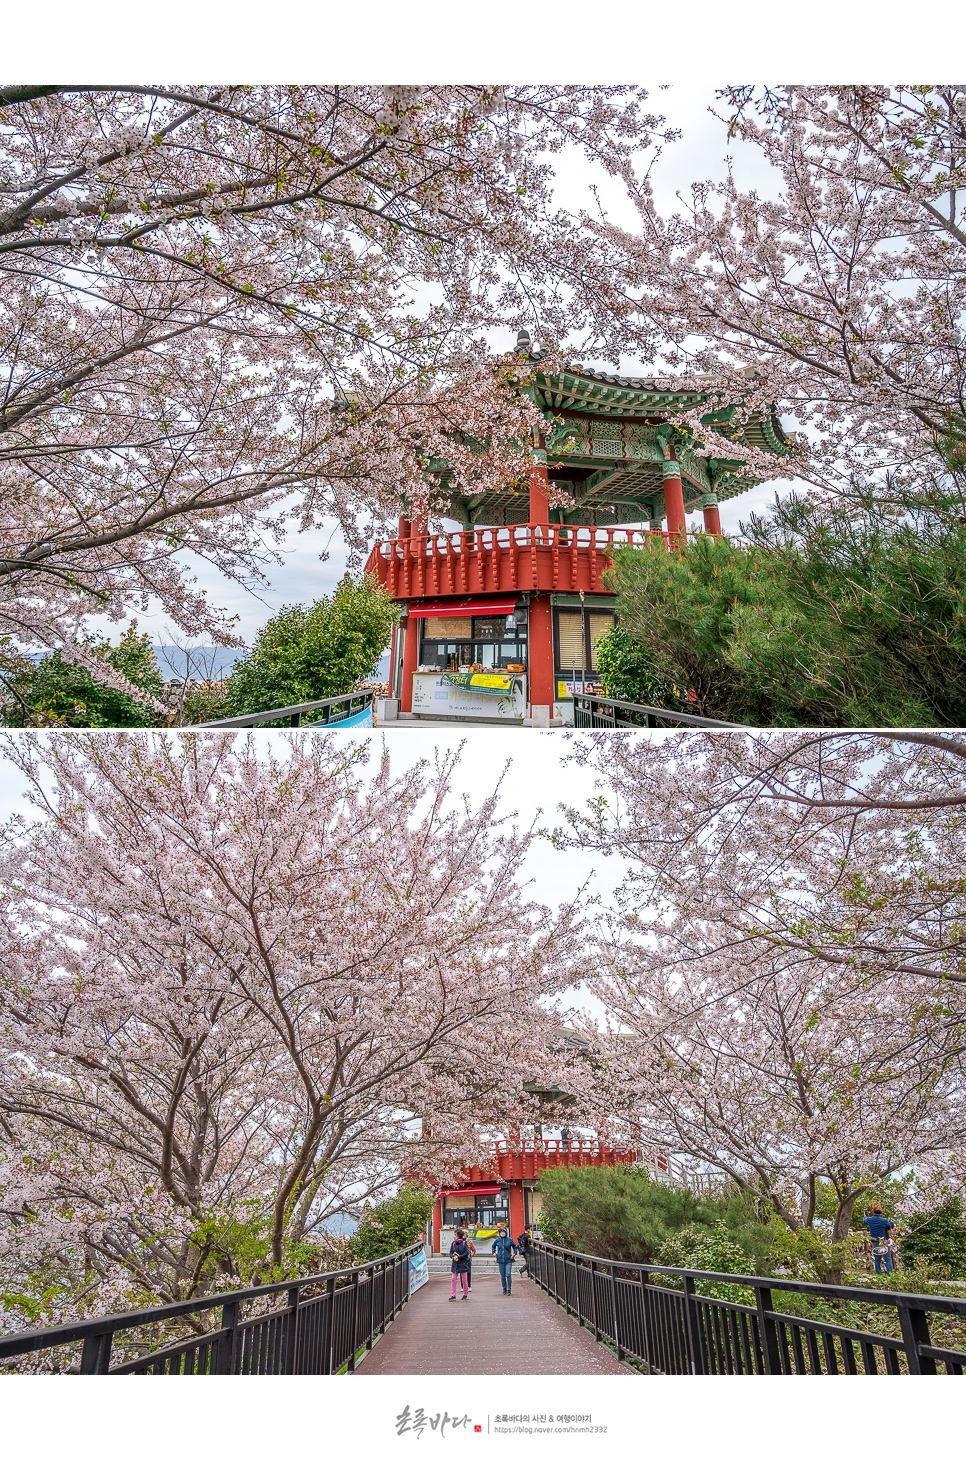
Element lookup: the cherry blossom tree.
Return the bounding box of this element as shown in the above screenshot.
[564,730,966,989]
[585,933,964,1277]
[0,84,666,693]
[610,86,966,497]
[0,732,586,1331]
[561,731,966,1273]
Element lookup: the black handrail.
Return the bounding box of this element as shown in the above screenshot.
[0,1242,423,1374]
[571,693,742,729]
[192,688,375,729]
[530,1240,966,1374]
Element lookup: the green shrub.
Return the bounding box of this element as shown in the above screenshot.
[604,486,966,727]
[0,627,163,728]
[219,575,397,721]
[899,1198,966,1278]
[656,1221,757,1302]
[351,1182,433,1265]
[536,1165,773,1269]
[594,624,678,710]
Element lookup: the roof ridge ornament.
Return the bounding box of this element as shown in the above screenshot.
[514,327,544,362]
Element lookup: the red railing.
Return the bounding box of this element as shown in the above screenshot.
[443,1142,721,1197]
[364,523,673,600]
[491,1139,644,1160]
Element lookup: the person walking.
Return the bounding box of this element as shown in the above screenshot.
[492,1224,518,1295]
[862,1204,896,1274]
[465,1231,477,1290]
[516,1224,533,1277]
[449,1228,471,1300]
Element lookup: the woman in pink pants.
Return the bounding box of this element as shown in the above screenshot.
[449,1228,471,1299]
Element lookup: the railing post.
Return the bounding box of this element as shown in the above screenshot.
[591,1259,600,1341]
[754,1284,781,1375]
[320,1276,335,1375]
[639,1269,653,1371]
[609,1263,622,1358]
[366,1265,378,1352]
[284,1283,300,1375]
[290,711,302,726]
[347,1268,361,1372]
[217,1300,239,1375]
[897,1300,938,1374]
[380,1259,388,1336]
[80,1328,113,1374]
[682,1275,705,1375]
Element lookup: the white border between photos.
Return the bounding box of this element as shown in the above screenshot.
[2,8,963,1449]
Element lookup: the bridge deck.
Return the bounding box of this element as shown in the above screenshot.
[355,1274,631,1375]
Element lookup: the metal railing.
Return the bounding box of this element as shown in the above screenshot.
[0,1243,422,1375]
[192,689,375,729]
[571,692,742,730]
[530,1242,966,1375]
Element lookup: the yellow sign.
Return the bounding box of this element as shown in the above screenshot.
[440,671,518,696]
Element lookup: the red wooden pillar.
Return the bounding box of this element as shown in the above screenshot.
[507,1182,526,1244]
[526,452,554,721]
[398,516,412,539]
[662,459,687,544]
[400,612,420,713]
[528,592,554,722]
[529,457,551,526]
[432,1197,442,1254]
[702,497,722,537]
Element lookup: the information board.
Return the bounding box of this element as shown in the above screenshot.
[409,1248,429,1296]
[411,672,526,720]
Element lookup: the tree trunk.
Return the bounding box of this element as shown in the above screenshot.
[832,1192,858,1245]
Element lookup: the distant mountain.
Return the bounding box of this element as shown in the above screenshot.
[151,647,391,683]
[151,646,245,681]
[22,643,391,686]
[321,1213,359,1236]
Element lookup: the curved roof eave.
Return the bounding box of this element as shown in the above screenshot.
[533,365,787,458]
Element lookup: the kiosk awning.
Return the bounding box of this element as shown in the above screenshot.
[439,1183,503,1198]
[407,597,518,618]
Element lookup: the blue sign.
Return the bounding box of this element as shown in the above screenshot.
[409,1249,429,1296]
[327,703,373,728]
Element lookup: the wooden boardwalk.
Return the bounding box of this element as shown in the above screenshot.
[354,1274,632,1375]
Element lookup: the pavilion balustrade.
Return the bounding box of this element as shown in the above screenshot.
[364,523,676,600]
[529,1241,966,1375]
[0,1244,421,1375]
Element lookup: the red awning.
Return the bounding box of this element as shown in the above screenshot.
[438,1183,503,1198]
[407,597,519,619]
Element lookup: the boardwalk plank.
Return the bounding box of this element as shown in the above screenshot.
[355,1276,632,1375]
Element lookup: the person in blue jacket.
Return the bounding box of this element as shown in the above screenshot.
[862,1204,896,1273]
[492,1224,518,1295]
